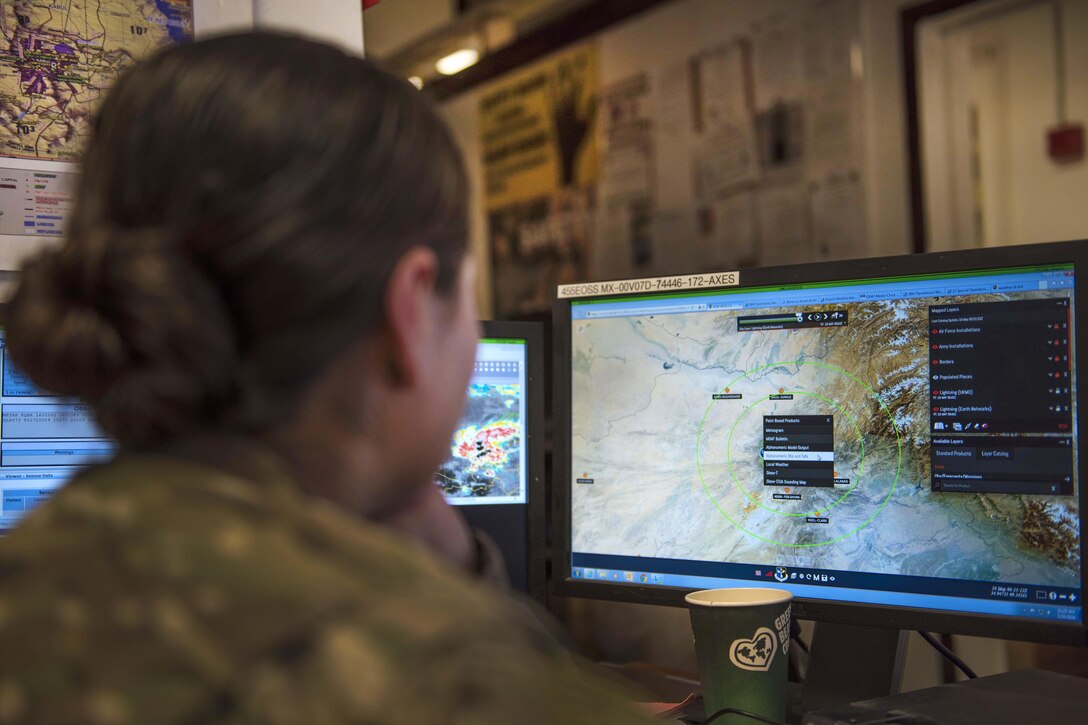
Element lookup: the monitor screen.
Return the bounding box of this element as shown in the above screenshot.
[437,336,527,506]
[559,250,1084,637]
[0,328,114,533]
[435,325,544,600]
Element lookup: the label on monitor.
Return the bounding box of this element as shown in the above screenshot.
[557,271,740,299]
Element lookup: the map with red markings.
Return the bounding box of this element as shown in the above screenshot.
[436,383,523,502]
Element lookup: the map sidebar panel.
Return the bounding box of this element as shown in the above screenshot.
[568,265,1082,624]
[437,339,527,506]
[0,333,114,533]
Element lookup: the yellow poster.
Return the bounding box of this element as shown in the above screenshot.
[480,44,598,209]
[480,44,599,317]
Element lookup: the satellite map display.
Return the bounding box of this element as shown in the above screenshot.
[437,382,524,504]
[0,1,193,161]
[571,270,1081,593]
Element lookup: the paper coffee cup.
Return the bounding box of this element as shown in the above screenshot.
[686,588,793,725]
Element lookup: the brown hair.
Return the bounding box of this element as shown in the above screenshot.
[4,32,468,448]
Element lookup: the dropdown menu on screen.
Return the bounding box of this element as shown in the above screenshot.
[763,415,834,488]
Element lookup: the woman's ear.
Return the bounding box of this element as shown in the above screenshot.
[382,246,442,389]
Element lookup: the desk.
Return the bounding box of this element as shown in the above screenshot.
[804,669,1088,725]
[607,665,1087,724]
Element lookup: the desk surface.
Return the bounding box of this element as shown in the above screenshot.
[804,669,1088,725]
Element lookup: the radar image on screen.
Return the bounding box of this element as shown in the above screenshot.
[572,278,1081,591]
[436,383,522,501]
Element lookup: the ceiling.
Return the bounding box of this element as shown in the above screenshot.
[364,0,593,81]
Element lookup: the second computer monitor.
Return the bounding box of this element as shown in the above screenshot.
[436,321,545,600]
[0,323,114,533]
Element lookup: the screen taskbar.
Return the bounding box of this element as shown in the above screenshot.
[570,553,1081,624]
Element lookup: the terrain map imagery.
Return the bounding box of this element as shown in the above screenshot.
[571,293,1080,590]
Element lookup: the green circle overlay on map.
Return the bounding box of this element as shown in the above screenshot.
[695,361,903,548]
[725,391,865,517]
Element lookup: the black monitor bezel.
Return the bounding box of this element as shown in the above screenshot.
[476,320,547,603]
[552,239,1088,646]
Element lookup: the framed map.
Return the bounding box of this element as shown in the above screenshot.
[0,1,193,162]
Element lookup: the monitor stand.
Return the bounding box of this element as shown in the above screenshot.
[795,622,908,716]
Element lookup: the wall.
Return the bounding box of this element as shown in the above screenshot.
[858,0,916,257]
[193,0,254,37]
[198,0,365,53]
[440,0,919,318]
[253,0,364,52]
[920,0,1088,250]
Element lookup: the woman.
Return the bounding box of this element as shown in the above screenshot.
[0,33,651,724]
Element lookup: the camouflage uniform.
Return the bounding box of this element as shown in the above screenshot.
[0,440,653,724]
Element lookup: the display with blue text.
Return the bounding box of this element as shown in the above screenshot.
[567,263,1082,626]
[0,330,114,533]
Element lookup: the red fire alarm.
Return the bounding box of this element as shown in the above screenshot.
[1048,123,1085,163]
[363,0,380,9]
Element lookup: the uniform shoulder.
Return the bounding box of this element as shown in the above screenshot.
[0,454,656,723]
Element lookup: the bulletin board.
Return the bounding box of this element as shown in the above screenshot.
[459,0,871,316]
[592,0,867,282]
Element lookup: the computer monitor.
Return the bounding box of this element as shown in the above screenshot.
[0,322,115,533]
[436,321,546,601]
[553,240,1087,701]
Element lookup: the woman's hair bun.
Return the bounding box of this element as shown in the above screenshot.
[4,227,240,448]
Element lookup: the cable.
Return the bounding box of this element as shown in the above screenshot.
[705,708,788,725]
[788,648,803,684]
[917,630,978,680]
[790,619,810,653]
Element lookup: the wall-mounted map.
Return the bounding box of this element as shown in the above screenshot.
[0,1,193,161]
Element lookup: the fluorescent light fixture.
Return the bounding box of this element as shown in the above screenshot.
[435,48,479,76]
[408,76,424,90]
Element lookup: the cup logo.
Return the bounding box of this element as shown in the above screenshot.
[729,627,777,672]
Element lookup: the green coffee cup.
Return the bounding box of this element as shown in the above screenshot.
[686,588,793,725]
